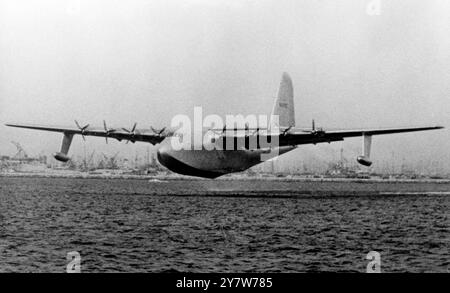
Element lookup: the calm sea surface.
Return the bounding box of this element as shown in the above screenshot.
[0,177,448,272]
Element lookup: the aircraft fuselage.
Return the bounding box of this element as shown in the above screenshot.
[156,138,295,178]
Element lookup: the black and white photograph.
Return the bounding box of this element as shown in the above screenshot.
[0,0,449,280]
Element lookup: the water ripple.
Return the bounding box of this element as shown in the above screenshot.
[0,177,448,272]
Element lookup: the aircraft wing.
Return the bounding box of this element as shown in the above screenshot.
[5,123,171,145]
[7,123,443,146]
[279,126,445,146]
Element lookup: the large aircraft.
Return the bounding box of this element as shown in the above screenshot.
[6,73,443,178]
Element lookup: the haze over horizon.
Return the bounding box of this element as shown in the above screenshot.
[1,0,449,173]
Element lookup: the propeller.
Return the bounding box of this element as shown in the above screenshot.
[103,120,116,144]
[252,127,260,136]
[151,126,166,136]
[74,120,89,141]
[311,119,325,137]
[282,126,292,136]
[244,123,250,138]
[122,122,138,144]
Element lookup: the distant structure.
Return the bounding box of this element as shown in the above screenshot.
[73,148,96,172]
[101,152,120,169]
[10,141,45,163]
[325,148,358,178]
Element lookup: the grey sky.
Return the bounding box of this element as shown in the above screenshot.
[1,0,449,172]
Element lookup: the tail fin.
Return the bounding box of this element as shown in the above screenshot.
[270,72,295,130]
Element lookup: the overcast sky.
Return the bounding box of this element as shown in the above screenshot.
[1,0,449,172]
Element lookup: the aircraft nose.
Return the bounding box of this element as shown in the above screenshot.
[156,144,223,179]
[156,146,171,167]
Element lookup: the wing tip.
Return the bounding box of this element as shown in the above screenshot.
[5,123,32,128]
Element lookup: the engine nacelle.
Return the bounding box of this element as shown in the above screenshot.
[53,152,70,162]
[357,156,372,167]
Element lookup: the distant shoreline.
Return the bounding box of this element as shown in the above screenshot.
[1,171,450,184]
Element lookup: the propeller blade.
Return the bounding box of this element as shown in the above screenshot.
[75,120,90,141]
[282,126,292,136]
[151,126,166,136]
[103,120,117,143]
[118,123,139,143]
[103,120,107,144]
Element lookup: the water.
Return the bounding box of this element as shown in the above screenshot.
[0,177,448,272]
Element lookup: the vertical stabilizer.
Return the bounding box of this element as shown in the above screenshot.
[270,72,295,130]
